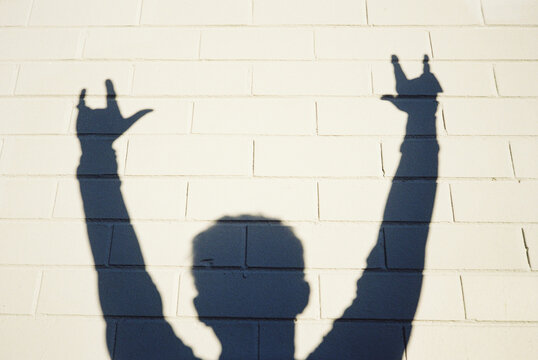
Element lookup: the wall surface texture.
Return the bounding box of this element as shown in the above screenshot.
[1,0,537,359]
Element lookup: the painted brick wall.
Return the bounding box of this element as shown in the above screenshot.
[1,0,537,359]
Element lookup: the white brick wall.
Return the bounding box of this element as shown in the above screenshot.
[1,1,537,359]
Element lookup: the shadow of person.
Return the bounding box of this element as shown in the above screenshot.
[191,215,310,360]
[76,79,199,360]
[307,55,442,360]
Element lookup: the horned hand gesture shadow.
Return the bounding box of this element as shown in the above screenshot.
[77,79,152,139]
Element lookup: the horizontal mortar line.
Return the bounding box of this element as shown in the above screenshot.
[3,133,538,139]
[10,313,538,326]
[3,58,538,63]
[1,24,538,29]
[1,94,537,100]
[2,218,533,227]
[2,175,536,182]
[2,217,537,225]
[3,264,536,275]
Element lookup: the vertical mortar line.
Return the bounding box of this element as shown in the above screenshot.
[379,140,385,177]
[129,63,136,96]
[110,320,119,360]
[252,139,256,177]
[314,101,319,135]
[257,321,261,360]
[184,182,190,219]
[369,64,374,95]
[521,228,532,270]
[76,28,89,59]
[50,180,60,218]
[12,64,22,96]
[491,64,500,97]
[428,31,434,59]
[25,0,37,26]
[32,269,45,318]
[318,273,322,319]
[382,227,388,270]
[250,63,254,95]
[508,141,517,179]
[440,103,448,135]
[459,275,468,319]
[479,0,486,25]
[251,0,255,24]
[122,137,131,176]
[137,0,144,25]
[190,102,195,134]
[107,224,116,266]
[244,225,249,269]
[316,182,321,220]
[198,31,202,59]
[312,29,317,59]
[401,325,409,360]
[448,183,456,223]
[364,0,370,25]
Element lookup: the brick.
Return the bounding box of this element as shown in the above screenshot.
[0,318,111,360]
[253,62,371,95]
[0,221,111,265]
[482,0,538,25]
[511,139,538,178]
[110,222,245,266]
[0,0,33,26]
[0,98,72,134]
[373,61,496,96]
[407,325,538,360]
[193,99,316,135]
[73,99,192,135]
[385,225,528,270]
[0,136,126,175]
[38,269,179,316]
[0,179,56,218]
[16,62,132,95]
[320,273,464,320]
[462,275,538,320]
[84,28,199,60]
[443,98,538,135]
[253,0,366,24]
[316,28,431,60]
[187,180,317,221]
[116,319,257,360]
[201,28,314,60]
[317,98,442,135]
[255,137,381,177]
[382,138,513,178]
[178,270,316,318]
[0,268,39,314]
[0,29,80,59]
[319,180,453,221]
[141,0,251,25]
[125,135,252,176]
[0,64,17,95]
[431,29,538,60]
[30,0,139,25]
[367,0,482,25]
[247,223,384,269]
[495,62,538,96]
[524,226,538,270]
[134,62,251,96]
[292,321,405,360]
[53,179,187,220]
[451,182,538,222]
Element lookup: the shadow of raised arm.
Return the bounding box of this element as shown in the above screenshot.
[307,55,441,359]
[76,80,199,360]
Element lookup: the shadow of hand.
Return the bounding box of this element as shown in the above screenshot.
[76,79,152,140]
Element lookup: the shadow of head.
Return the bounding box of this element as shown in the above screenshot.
[191,215,310,324]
